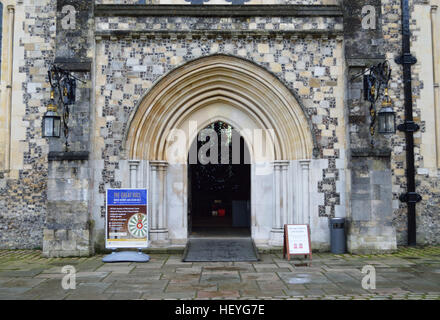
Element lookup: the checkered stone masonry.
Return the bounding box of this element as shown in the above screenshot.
[94,14,344,219]
[95,16,343,33]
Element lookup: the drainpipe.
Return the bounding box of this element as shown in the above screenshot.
[395,0,421,246]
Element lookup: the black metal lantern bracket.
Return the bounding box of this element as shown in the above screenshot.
[47,64,85,151]
[351,60,395,144]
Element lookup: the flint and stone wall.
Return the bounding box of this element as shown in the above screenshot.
[0,0,56,249]
[90,8,347,252]
[0,1,439,255]
[343,0,397,252]
[43,0,94,257]
[381,0,440,246]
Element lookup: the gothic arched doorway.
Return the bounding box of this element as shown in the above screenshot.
[125,55,316,246]
[188,121,251,237]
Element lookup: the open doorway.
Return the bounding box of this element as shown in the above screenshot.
[188,121,251,238]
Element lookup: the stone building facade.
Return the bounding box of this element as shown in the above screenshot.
[0,0,438,257]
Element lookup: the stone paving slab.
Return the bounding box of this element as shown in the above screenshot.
[0,247,439,300]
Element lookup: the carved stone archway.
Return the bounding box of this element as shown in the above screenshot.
[125,55,315,246]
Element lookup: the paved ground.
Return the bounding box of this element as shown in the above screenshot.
[0,247,439,300]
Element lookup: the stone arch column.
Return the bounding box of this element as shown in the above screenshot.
[269,160,290,245]
[129,160,140,188]
[149,161,169,243]
[299,160,311,226]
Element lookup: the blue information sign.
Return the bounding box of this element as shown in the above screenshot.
[107,189,147,206]
[106,188,149,249]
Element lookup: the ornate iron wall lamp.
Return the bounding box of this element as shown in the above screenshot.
[354,60,396,144]
[378,88,396,134]
[43,64,84,151]
[42,89,61,138]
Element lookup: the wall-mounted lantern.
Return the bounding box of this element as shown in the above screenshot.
[42,90,61,138]
[43,64,83,150]
[356,60,393,144]
[377,88,396,134]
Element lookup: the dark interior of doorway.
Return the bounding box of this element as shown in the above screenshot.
[188,121,251,238]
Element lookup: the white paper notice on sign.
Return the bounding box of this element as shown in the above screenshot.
[286,224,310,255]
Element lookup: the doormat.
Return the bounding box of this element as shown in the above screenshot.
[183,238,259,262]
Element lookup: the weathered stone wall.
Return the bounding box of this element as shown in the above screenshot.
[348,154,396,253]
[88,6,349,249]
[0,0,56,249]
[1,0,439,253]
[343,0,384,60]
[92,14,345,226]
[380,0,440,246]
[406,0,440,245]
[342,0,396,253]
[44,159,91,257]
[380,0,409,247]
[344,0,440,247]
[42,0,94,257]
